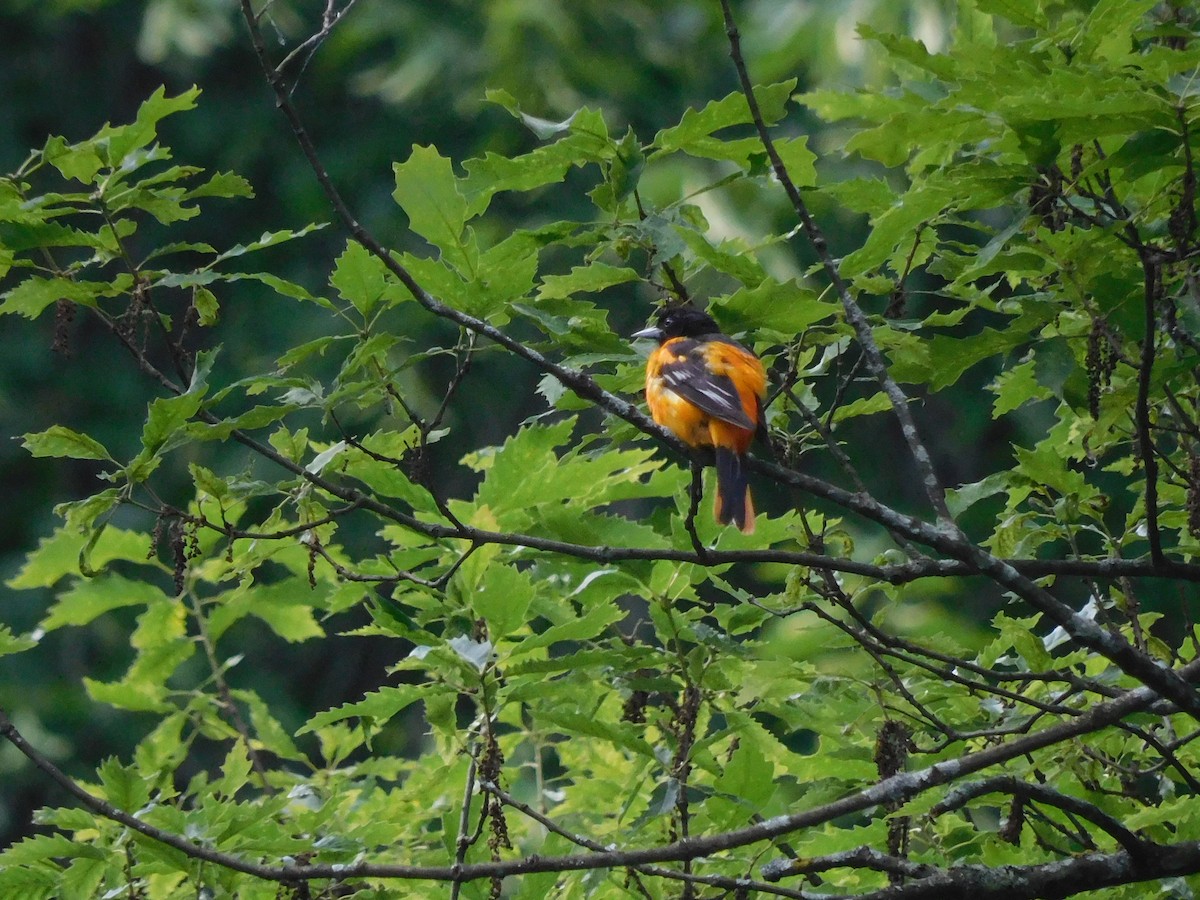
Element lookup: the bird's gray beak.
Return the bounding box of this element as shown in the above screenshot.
[631,325,662,341]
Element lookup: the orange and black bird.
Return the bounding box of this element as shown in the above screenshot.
[633,306,767,533]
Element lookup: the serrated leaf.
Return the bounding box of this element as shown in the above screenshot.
[773,135,817,187]
[230,272,329,306]
[0,834,107,866]
[947,471,1012,519]
[511,601,625,654]
[653,81,796,156]
[185,170,254,200]
[41,574,166,631]
[206,579,327,644]
[715,736,775,810]
[137,387,206,464]
[237,690,306,761]
[331,240,391,316]
[0,276,105,318]
[537,709,655,758]
[974,0,1048,30]
[103,85,200,165]
[710,278,832,337]
[97,756,151,811]
[54,488,122,534]
[991,358,1052,416]
[887,327,1028,392]
[134,711,188,777]
[22,426,113,462]
[536,263,639,300]
[213,743,253,799]
[193,286,219,325]
[9,526,149,590]
[42,134,104,183]
[471,565,536,639]
[393,145,475,273]
[213,223,326,264]
[0,625,37,658]
[299,685,425,734]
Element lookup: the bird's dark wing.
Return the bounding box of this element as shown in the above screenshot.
[658,339,757,431]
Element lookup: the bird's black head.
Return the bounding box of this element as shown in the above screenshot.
[632,306,720,343]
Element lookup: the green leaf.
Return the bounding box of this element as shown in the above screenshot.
[974,0,1048,31]
[9,526,149,590]
[536,263,639,300]
[54,489,122,534]
[212,223,326,264]
[653,81,796,157]
[84,678,171,713]
[193,286,219,325]
[0,625,37,659]
[102,85,201,165]
[0,276,106,318]
[610,126,645,200]
[212,743,253,799]
[231,272,330,306]
[773,136,817,187]
[0,834,107,866]
[21,426,113,462]
[467,420,667,524]
[134,711,188,777]
[207,579,326,644]
[511,599,625,654]
[84,600,193,712]
[97,756,151,811]
[886,327,1029,392]
[471,565,536,639]
[237,690,307,762]
[299,684,426,734]
[331,240,392,316]
[486,88,579,138]
[393,145,476,273]
[41,574,166,631]
[715,735,776,810]
[185,170,254,200]
[129,386,208,481]
[42,135,104,184]
[991,358,1052,416]
[947,471,1012,519]
[710,278,833,338]
[464,103,615,214]
[537,709,655,758]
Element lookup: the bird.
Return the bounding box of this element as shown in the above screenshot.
[633,306,766,534]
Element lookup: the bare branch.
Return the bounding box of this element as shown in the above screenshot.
[931,776,1151,862]
[762,846,935,882]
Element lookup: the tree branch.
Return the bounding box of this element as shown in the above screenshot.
[717,0,954,526]
[4,662,1197,888]
[931,776,1151,862]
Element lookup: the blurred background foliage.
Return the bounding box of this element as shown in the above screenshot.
[0,0,1013,849]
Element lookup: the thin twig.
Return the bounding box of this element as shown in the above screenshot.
[717,0,954,525]
[480,780,821,900]
[932,776,1151,863]
[186,591,275,793]
[450,748,480,900]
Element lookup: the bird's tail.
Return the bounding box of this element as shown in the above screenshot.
[713,447,755,534]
